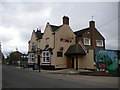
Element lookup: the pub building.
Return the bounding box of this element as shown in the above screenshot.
[28,16,105,70]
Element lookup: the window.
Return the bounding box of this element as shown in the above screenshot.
[42,51,50,63]
[57,52,63,57]
[43,52,45,56]
[46,38,49,45]
[84,38,91,45]
[31,58,35,62]
[96,40,103,47]
[28,53,35,63]
[46,52,49,56]
[31,43,36,51]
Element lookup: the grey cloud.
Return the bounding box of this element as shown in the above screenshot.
[0,35,13,43]
[0,2,119,54]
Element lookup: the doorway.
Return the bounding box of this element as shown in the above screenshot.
[67,56,74,68]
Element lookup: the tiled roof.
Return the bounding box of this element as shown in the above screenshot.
[64,44,86,56]
[35,31,43,39]
[50,25,62,32]
[13,51,23,55]
[74,28,89,37]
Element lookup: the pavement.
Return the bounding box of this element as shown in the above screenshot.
[17,66,93,75]
[16,66,119,77]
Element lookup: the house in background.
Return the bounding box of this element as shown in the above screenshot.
[8,51,22,65]
[28,16,106,70]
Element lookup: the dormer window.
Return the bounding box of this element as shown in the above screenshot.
[84,38,91,45]
[96,40,103,47]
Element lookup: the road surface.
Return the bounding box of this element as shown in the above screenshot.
[2,65,119,88]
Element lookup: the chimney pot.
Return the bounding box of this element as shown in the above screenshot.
[33,30,35,32]
[47,22,49,25]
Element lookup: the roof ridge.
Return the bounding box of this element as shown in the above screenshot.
[50,24,62,27]
[50,24,62,32]
[74,27,90,33]
[35,31,43,39]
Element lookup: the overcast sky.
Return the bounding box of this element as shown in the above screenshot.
[0,0,119,56]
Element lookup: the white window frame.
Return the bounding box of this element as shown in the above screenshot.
[28,53,35,63]
[96,40,103,47]
[42,51,50,63]
[84,38,91,45]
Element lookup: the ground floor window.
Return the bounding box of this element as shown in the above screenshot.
[42,51,50,63]
[57,52,63,57]
[28,53,35,63]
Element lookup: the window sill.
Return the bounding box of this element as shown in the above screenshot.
[84,44,91,46]
[42,63,51,64]
[96,45,103,47]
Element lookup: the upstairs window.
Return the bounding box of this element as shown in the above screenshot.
[84,38,91,45]
[46,38,49,45]
[31,43,36,51]
[37,41,40,48]
[96,40,103,47]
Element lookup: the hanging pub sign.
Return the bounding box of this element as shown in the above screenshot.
[60,38,72,43]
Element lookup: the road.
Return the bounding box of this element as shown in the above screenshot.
[2,65,119,88]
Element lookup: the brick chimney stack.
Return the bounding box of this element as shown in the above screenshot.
[89,21,95,28]
[63,16,69,25]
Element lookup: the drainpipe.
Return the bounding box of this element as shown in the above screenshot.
[52,31,56,50]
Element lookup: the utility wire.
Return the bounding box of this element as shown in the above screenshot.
[98,16,120,29]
